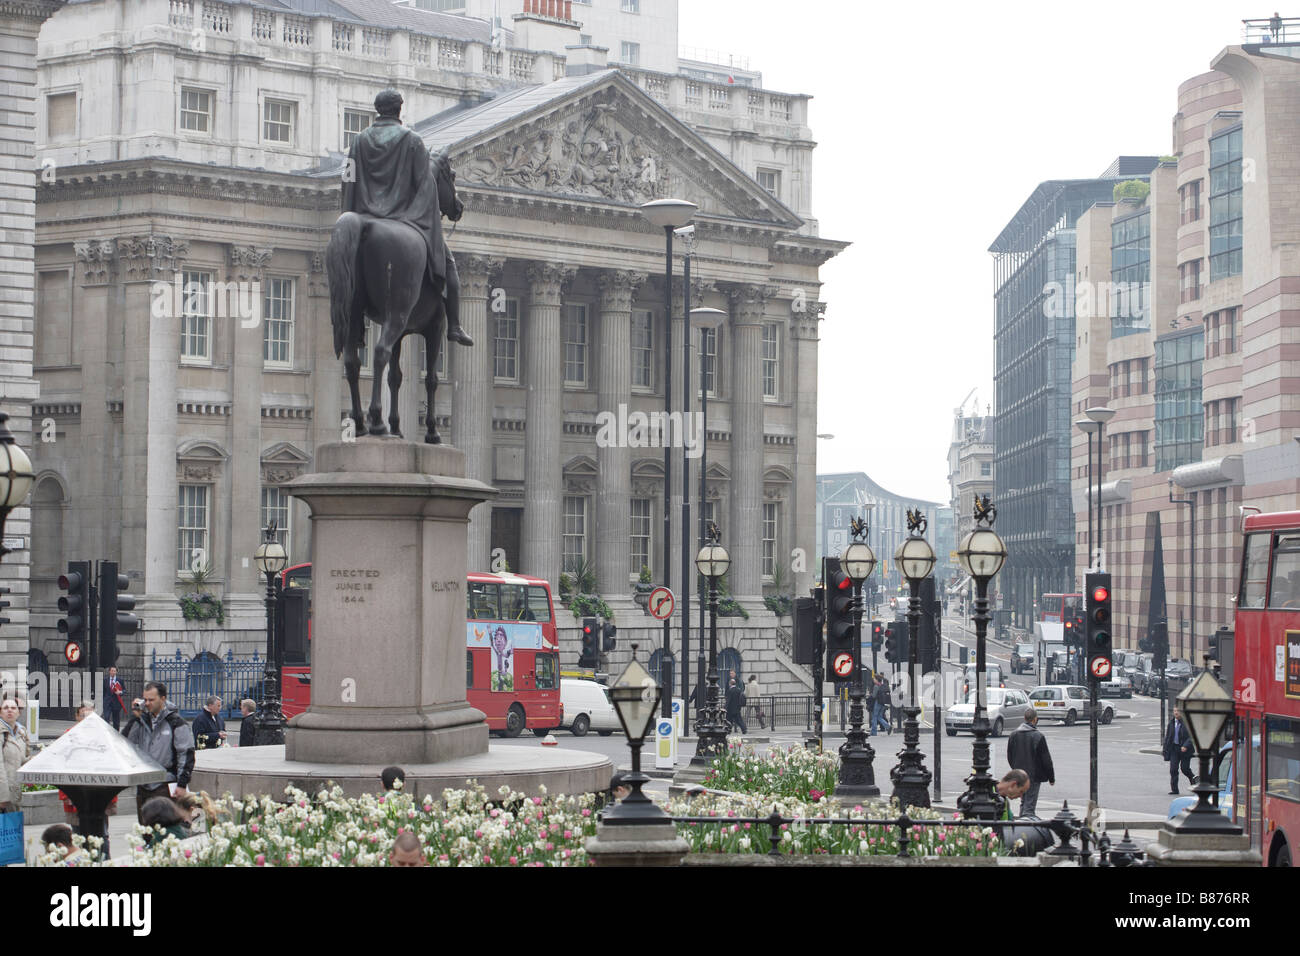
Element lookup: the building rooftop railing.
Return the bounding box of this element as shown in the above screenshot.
[1241,16,1300,43]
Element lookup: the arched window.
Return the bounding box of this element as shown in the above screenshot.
[647,648,675,691]
[718,648,743,687]
[182,651,223,717]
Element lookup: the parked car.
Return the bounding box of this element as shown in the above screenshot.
[1117,650,1152,687]
[1011,643,1035,675]
[945,686,1032,737]
[1146,659,1194,699]
[1028,684,1114,725]
[1099,671,1133,699]
[1129,656,1159,695]
[559,678,620,737]
[962,663,1007,696]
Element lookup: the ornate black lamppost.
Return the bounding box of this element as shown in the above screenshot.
[1169,670,1239,833]
[891,509,935,809]
[834,516,879,800]
[0,413,34,561]
[253,521,288,746]
[687,525,730,767]
[956,496,1008,820]
[603,643,666,823]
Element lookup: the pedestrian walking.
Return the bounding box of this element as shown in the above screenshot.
[237,699,257,747]
[870,673,891,736]
[1163,707,1197,794]
[1006,706,1055,816]
[995,769,1031,819]
[724,678,748,735]
[103,666,125,731]
[192,695,227,750]
[745,674,766,730]
[123,682,195,823]
[0,696,30,814]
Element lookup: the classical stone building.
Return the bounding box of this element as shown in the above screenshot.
[28,0,842,697]
[1071,41,1300,662]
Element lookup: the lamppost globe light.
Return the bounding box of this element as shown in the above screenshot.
[956,527,1007,581]
[638,197,697,229]
[840,540,876,584]
[1075,418,1101,435]
[1177,670,1234,753]
[0,413,34,511]
[1084,406,1117,425]
[894,534,936,583]
[254,535,288,576]
[694,543,730,579]
[690,306,727,327]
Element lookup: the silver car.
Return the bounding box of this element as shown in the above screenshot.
[1028,684,1114,725]
[945,687,1032,738]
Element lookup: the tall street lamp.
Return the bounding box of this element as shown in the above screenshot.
[1170,670,1238,833]
[691,305,727,734]
[834,516,879,799]
[1075,418,1100,576]
[0,413,35,561]
[688,527,730,767]
[891,509,935,809]
[639,198,697,678]
[1168,476,1195,664]
[1085,406,1115,567]
[603,644,665,823]
[956,495,1009,820]
[253,522,288,745]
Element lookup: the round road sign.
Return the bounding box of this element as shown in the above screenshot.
[832,652,854,678]
[64,641,82,665]
[648,586,675,620]
[1090,656,1112,679]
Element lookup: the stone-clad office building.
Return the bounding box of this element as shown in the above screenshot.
[27,0,843,691]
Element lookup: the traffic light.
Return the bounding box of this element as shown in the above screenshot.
[1085,571,1112,680]
[884,622,908,664]
[0,586,9,626]
[58,560,91,667]
[792,595,821,665]
[870,620,883,651]
[823,557,855,681]
[98,561,136,667]
[601,620,617,652]
[579,617,597,668]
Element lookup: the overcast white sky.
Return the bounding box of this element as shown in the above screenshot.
[680,0,1251,504]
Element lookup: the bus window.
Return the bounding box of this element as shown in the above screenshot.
[526,585,552,623]
[1267,535,1300,609]
[1240,533,1270,608]
[468,582,499,619]
[1266,716,1300,803]
[500,583,531,620]
[535,653,557,690]
[466,650,474,689]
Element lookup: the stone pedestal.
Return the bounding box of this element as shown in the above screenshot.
[283,440,497,765]
[1144,824,1263,867]
[584,820,689,867]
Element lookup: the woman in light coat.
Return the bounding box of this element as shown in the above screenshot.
[1,697,31,811]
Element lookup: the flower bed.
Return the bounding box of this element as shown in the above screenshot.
[702,742,839,800]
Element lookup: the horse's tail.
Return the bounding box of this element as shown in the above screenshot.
[326,212,364,359]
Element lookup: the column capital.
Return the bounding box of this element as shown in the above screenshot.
[689,276,717,310]
[116,234,189,283]
[74,238,116,286]
[725,282,777,324]
[228,244,275,283]
[459,254,506,299]
[308,249,329,297]
[596,269,647,312]
[526,261,576,305]
[792,300,826,340]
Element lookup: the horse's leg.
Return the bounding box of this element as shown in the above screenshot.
[367,326,390,436]
[424,322,441,444]
[387,335,404,439]
[343,338,366,437]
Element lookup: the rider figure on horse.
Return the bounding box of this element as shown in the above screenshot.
[341,88,473,347]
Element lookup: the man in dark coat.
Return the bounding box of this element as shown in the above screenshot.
[102,665,125,731]
[1163,707,1197,794]
[191,695,226,750]
[724,679,748,735]
[237,699,257,747]
[341,88,471,345]
[1006,707,1055,816]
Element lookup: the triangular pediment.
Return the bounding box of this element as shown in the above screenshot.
[416,71,800,227]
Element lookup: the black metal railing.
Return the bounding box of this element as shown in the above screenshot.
[150,649,264,718]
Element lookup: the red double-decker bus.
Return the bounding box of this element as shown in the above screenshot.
[1038,592,1083,624]
[277,565,562,737]
[1233,509,1300,867]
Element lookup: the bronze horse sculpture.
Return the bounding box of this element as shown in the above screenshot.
[326,152,463,443]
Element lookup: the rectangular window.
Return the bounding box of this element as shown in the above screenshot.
[1110,209,1150,337]
[1265,716,1300,803]
[762,502,778,577]
[47,92,76,141]
[1209,127,1244,282]
[620,41,640,65]
[494,298,520,383]
[180,87,213,133]
[260,486,291,552]
[343,108,370,150]
[631,310,654,390]
[562,303,588,387]
[180,270,211,363]
[1154,330,1205,472]
[761,324,779,400]
[621,0,640,12]
[263,98,296,144]
[1180,179,1201,224]
[630,498,651,578]
[1239,532,1270,608]
[177,484,210,574]
[263,277,294,367]
[1180,259,1201,303]
[756,168,780,198]
[698,326,718,398]
[562,496,587,573]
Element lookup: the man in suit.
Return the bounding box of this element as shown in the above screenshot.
[238,699,257,747]
[102,666,125,731]
[192,695,226,750]
[1163,707,1197,794]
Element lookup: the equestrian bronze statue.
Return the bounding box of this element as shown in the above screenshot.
[326,88,473,443]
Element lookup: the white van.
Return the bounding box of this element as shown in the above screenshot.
[560,678,621,737]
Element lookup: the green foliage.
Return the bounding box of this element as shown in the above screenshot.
[638,565,653,585]
[558,573,573,597]
[763,595,793,616]
[568,593,613,620]
[180,592,225,624]
[568,558,597,595]
[1158,154,1177,164]
[696,571,749,618]
[1112,179,1150,202]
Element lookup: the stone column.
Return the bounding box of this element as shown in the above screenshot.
[521,263,574,589]
[791,300,825,599]
[452,254,503,571]
[594,270,644,598]
[0,0,64,684]
[726,284,773,603]
[70,242,117,565]
[308,249,340,566]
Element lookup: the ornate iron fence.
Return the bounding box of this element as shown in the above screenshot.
[149,649,263,719]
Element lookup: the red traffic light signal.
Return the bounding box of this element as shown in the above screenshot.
[1092,585,1109,604]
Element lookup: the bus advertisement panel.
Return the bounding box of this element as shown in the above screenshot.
[1232,510,1300,867]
